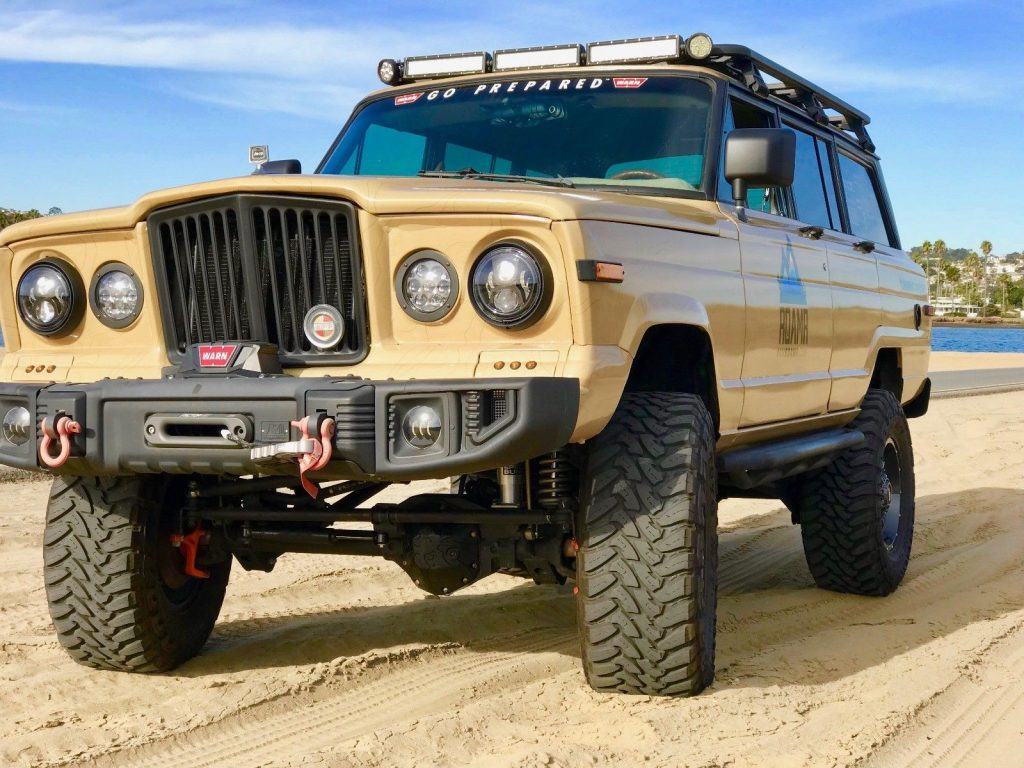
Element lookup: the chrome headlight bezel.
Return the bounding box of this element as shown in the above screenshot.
[469,243,550,329]
[16,258,85,337]
[395,250,459,322]
[89,262,144,328]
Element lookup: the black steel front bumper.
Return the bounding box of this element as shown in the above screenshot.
[0,375,580,481]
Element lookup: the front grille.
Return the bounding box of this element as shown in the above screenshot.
[149,194,366,364]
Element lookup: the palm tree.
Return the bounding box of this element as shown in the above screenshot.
[962,251,984,308]
[981,240,993,260]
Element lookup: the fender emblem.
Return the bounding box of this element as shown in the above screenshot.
[197,344,239,368]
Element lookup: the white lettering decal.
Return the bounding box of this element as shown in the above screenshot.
[489,83,502,94]
[444,88,457,98]
[474,84,487,95]
[575,78,586,89]
[590,78,603,88]
[524,80,537,91]
[427,90,440,100]
[507,81,518,92]
[539,80,552,91]
[558,79,571,90]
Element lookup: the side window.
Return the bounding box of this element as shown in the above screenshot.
[837,153,891,246]
[788,127,832,229]
[359,125,426,176]
[819,142,842,229]
[719,97,788,215]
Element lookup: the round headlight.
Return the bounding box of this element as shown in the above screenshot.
[395,251,458,322]
[684,33,714,61]
[470,244,548,328]
[91,264,142,327]
[17,262,81,336]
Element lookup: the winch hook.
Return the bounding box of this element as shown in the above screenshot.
[38,414,82,469]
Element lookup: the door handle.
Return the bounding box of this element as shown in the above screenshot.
[853,240,876,253]
[798,225,824,240]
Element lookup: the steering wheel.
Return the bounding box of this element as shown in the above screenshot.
[611,169,666,181]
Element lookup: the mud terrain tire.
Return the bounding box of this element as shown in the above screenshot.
[798,389,915,596]
[43,475,230,671]
[576,392,718,696]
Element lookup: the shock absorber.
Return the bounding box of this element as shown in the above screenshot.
[536,449,577,510]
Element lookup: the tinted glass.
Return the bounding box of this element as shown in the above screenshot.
[789,128,832,228]
[819,142,842,229]
[838,153,890,245]
[322,76,713,196]
[718,98,787,215]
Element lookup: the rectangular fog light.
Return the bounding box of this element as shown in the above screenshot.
[404,51,490,79]
[493,44,584,72]
[587,35,682,65]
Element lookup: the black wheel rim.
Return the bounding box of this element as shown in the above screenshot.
[880,437,902,551]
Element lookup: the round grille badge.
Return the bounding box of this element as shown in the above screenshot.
[303,305,345,350]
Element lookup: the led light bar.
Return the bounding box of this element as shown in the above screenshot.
[586,35,682,65]
[493,44,584,72]
[404,51,490,79]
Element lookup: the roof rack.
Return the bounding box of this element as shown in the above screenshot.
[709,44,875,152]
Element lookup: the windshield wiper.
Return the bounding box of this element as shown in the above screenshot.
[418,169,574,188]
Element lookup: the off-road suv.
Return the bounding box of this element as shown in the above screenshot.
[0,35,930,696]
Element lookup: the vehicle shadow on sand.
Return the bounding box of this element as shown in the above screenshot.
[192,487,1024,691]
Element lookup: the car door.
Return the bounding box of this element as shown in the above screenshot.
[720,95,833,427]
[784,124,883,413]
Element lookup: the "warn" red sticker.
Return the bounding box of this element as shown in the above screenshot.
[197,344,238,368]
[394,92,423,106]
[612,77,648,89]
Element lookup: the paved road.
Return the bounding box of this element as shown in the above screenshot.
[931,367,1024,397]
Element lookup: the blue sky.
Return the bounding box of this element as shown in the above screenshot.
[1,0,1021,252]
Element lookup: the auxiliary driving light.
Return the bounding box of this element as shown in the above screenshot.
[684,33,714,60]
[378,58,403,85]
[404,51,490,79]
[586,35,682,65]
[402,405,442,449]
[493,44,584,72]
[2,406,31,446]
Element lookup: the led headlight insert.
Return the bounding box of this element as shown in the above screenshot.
[395,251,459,322]
[90,262,143,328]
[470,244,548,328]
[17,259,84,336]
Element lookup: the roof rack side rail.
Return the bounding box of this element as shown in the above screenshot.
[711,44,876,152]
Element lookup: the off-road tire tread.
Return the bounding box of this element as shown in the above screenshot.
[43,475,228,672]
[799,389,915,596]
[577,392,718,696]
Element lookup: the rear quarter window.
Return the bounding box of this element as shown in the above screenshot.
[837,153,891,246]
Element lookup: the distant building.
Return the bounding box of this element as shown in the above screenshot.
[932,296,980,317]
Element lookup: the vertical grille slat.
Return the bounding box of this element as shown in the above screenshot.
[150,194,366,364]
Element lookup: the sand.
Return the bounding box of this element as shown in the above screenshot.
[2,389,1024,767]
[930,351,1024,371]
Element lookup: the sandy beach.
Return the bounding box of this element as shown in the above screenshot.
[930,351,1024,371]
[2,374,1023,767]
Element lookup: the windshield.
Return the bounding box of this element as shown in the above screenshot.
[319,75,713,196]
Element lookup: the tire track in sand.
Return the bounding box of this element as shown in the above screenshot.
[863,620,1024,768]
[76,628,576,768]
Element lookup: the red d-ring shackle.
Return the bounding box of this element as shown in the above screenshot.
[39,414,82,469]
[291,414,335,498]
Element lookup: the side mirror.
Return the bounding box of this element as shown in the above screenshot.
[253,159,302,175]
[724,128,795,209]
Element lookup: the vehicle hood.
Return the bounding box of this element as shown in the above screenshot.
[0,175,729,247]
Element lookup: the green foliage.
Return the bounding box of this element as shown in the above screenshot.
[0,207,43,230]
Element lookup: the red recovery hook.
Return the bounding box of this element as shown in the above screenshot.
[38,414,82,469]
[170,527,210,579]
[291,414,336,499]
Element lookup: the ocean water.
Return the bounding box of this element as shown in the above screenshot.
[932,326,1024,353]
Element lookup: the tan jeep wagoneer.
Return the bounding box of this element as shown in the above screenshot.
[0,34,930,696]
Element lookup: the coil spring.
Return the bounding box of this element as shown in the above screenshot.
[536,449,577,510]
